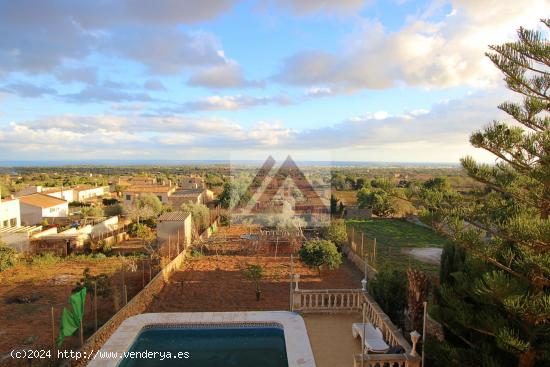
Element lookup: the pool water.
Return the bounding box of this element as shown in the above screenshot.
[118,326,289,367]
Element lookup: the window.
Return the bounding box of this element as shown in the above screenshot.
[157,195,163,201]
[10,218,16,227]
[2,220,8,227]
[126,195,131,200]
[50,207,57,213]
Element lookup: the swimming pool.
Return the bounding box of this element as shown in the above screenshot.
[88,311,316,367]
[119,324,288,367]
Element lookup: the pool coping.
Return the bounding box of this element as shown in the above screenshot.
[87,311,316,367]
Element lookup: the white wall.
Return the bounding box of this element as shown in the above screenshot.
[20,202,68,225]
[47,189,75,202]
[20,203,43,225]
[42,203,69,218]
[77,187,106,201]
[91,216,119,237]
[0,199,21,228]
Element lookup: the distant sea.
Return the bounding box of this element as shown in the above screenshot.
[0,159,460,168]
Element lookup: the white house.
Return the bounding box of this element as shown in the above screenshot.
[74,185,107,201]
[19,193,69,225]
[42,187,75,202]
[0,196,21,229]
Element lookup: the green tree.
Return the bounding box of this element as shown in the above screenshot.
[427,20,550,367]
[181,203,210,234]
[104,204,123,217]
[323,219,348,248]
[218,180,251,209]
[330,194,339,215]
[135,194,163,215]
[369,265,407,328]
[357,188,395,217]
[244,264,264,301]
[299,239,342,276]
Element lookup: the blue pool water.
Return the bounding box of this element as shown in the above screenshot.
[118,326,289,367]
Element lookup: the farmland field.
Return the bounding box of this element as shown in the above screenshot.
[346,218,451,274]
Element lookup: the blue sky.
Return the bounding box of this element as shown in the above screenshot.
[0,0,547,163]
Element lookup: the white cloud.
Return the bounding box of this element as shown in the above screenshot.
[0,90,512,162]
[187,61,265,89]
[276,0,548,91]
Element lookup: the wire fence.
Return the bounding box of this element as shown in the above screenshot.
[346,225,378,268]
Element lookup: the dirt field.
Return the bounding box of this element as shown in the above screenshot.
[148,237,363,313]
[0,255,152,364]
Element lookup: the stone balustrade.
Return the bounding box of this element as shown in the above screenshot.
[292,289,363,312]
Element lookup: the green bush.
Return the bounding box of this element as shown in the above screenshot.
[322,220,347,248]
[369,264,407,328]
[0,243,18,271]
[299,239,342,276]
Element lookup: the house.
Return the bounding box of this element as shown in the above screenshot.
[19,193,69,225]
[122,185,176,205]
[0,195,21,229]
[179,176,205,190]
[16,184,106,202]
[41,187,75,202]
[0,225,42,253]
[156,211,192,246]
[73,185,107,201]
[168,189,204,207]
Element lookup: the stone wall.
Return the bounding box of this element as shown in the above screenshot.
[77,247,188,366]
[342,245,378,280]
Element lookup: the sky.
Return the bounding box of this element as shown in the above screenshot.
[0,0,547,163]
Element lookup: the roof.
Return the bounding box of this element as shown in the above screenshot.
[158,211,191,222]
[19,193,68,208]
[41,187,73,195]
[124,186,173,194]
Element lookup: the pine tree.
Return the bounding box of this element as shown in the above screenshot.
[430,19,550,367]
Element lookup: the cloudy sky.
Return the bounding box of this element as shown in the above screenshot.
[0,0,547,163]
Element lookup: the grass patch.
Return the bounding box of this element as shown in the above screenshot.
[347,218,451,274]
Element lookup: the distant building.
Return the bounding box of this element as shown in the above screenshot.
[157,211,192,246]
[117,176,157,186]
[122,186,176,205]
[41,187,75,202]
[179,176,205,190]
[73,185,107,201]
[19,193,69,225]
[168,188,214,207]
[16,184,106,203]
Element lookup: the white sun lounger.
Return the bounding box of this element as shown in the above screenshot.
[352,323,390,353]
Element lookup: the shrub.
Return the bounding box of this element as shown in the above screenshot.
[31,252,61,266]
[299,239,342,276]
[0,242,18,271]
[322,220,347,248]
[104,203,123,217]
[369,265,407,328]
